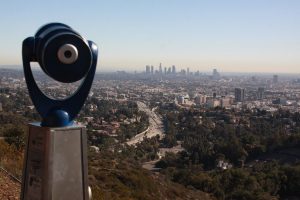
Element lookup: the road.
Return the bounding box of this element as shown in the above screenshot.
[126,101,164,146]
[124,101,184,170]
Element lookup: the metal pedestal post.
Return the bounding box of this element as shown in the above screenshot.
[21,123,89,200]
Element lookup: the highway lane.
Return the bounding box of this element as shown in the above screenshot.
[126,101,164,145]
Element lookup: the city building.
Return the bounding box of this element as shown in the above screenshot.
[195,94,207,105]
[235,88,245,102]
[172,65,176,74]
[221,98,231,108]
[151,66,154,74]
[167,67,171,74]
[145,65,150,74]
[212,68,220,80]
[273,75,278,84]
[257,87,264,100]
[159,63,162,74]
[194,96,201,104]
[207,99,220,108]
[177,96,185,104]
[200,95,207,104]
[213,92,217,98]
[180,69,186,76]
[273,98,287,105]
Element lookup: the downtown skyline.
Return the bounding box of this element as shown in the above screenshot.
[0,0,300,73]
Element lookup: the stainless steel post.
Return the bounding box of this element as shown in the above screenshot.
[21,123,89,200]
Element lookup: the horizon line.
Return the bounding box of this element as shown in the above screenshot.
[1,64,300,75]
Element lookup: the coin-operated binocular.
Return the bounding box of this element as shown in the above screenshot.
[21,23,96,200]
[22,22,98,127]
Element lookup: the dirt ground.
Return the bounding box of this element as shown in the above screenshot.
[0,169,21,200]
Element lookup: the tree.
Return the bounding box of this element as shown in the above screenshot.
[4,126,25,149]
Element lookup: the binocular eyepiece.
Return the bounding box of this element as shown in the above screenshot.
[23,23,98,127]
[34,23,92,83]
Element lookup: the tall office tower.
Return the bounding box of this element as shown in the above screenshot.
[172,65,176,74]
[181,69,186,76]
[187,67,190,76]
[159,63,162,74]
[235,88,245,102]
[212,68,220,80]
[151,65,154,74]
[257,87,265,100]
[168,67,171,74]
[164,67,167,75]
[145,65,150,74]
[273,75,278,84]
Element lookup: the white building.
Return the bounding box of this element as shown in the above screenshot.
[221,98,231,108]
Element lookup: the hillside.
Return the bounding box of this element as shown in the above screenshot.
[0,168,20,200]
[89,151,215,200]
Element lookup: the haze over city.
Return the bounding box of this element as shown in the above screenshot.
[1,0,300,73]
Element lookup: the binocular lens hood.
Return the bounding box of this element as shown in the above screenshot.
[34,23,92,83]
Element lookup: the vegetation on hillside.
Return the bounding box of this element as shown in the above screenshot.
[1,89,300,199]
[89,150,215,200]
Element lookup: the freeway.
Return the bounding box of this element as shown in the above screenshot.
[126,101,164,145]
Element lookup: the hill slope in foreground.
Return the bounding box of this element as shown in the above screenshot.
[0,152,215,200]
[0,168,20,200]
[89,151,215,200]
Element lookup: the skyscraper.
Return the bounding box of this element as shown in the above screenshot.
[168,67,171,74]
[159,63,162,74]
[145,65,150,74]
[180,69,186,76]
[212,68,220,80]
[151,66,154,74]
[172,65,176,74]
[257,87,264,100]
[235,88,245,102]
[273,75,278,84]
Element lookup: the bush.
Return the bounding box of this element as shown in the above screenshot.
[0,140,24,178]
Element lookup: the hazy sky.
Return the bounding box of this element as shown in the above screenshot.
[0,0,300,73]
